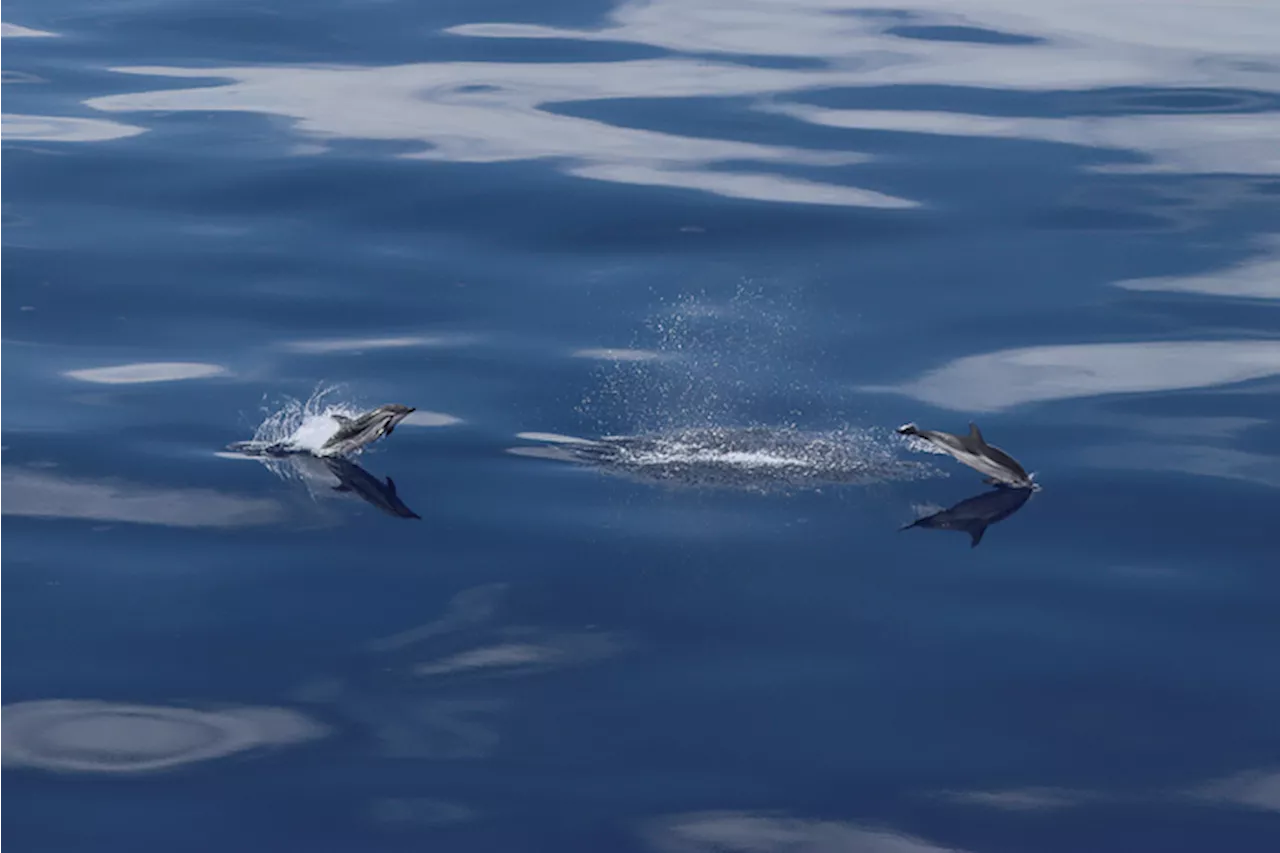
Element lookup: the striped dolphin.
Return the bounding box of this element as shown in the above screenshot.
[319,404,415,457]
[897,422,1035,489]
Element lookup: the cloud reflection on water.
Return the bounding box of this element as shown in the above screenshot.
[2,468,284,527]
[64,362,229,384]
[2,114,147,143]
[72,0,1278,209]
[1,22,56,38]
[1116,236,1280,299]
[2,700,325,774]
[868,340,1280,411]
[83,60,906,208]
[645,811,966,853]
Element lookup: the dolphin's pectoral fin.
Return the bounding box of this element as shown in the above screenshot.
[969,525,988,548]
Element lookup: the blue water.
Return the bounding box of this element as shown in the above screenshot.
[4,2,1280,850]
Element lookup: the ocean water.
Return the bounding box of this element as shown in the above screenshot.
[3,1,1280,850]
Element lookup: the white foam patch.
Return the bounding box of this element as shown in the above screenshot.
[243,386,358,455]
[64,362,228,384]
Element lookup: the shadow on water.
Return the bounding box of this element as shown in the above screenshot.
[901,486,1032,548]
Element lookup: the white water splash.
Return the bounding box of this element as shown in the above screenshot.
[247,386,360,456]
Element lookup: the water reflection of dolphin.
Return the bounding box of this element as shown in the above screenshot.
[222,448,420,521]
[323,457,421,520]
[897,422,1035,489]
[901,486,1031,548]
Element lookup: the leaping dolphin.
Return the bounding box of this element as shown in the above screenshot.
[227,404,416,458]
[902,486,1032,548]
[897,422,1035,489]
[319,404,415,457]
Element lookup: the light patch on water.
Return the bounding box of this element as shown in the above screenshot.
[2,700,326,774]
[1188,768,1280,812]
[934,787,1095,812]
[515,431,600,445]
[64,362,228,384]
[282,334,473,354]
[1,23,57,37]
[403,410,463,427]
[644,811,963,853]
[571,347,666,362]
[1115,236,1280,300]
[3,114,146,142]
[866,340,1280,411]
[2,468,282,527]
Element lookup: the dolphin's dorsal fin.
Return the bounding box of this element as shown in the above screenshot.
[968,422,985,444]
[333,414,354,427]
[385,476,397,495]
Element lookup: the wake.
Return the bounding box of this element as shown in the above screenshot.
[509,426,942,493]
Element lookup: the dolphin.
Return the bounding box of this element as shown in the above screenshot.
[319,404,415,457]
[323,457,421,519]
[897,422,1035,489]
[901,486,1031,548]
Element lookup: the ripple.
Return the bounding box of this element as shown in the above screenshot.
[2,700,326,774]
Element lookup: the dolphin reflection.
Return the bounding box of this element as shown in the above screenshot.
[323,457,421,520]
[222,449,421,521]
[901,486,1031,548]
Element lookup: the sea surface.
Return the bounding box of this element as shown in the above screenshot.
[4,1,1280,851]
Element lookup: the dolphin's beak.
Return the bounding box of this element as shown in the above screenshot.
[385,407,414,435]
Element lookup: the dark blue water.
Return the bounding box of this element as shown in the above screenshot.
[5,2,1280,850]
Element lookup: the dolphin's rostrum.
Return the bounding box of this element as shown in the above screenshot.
[902,487,1031,548]
[897,422,1035,489]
